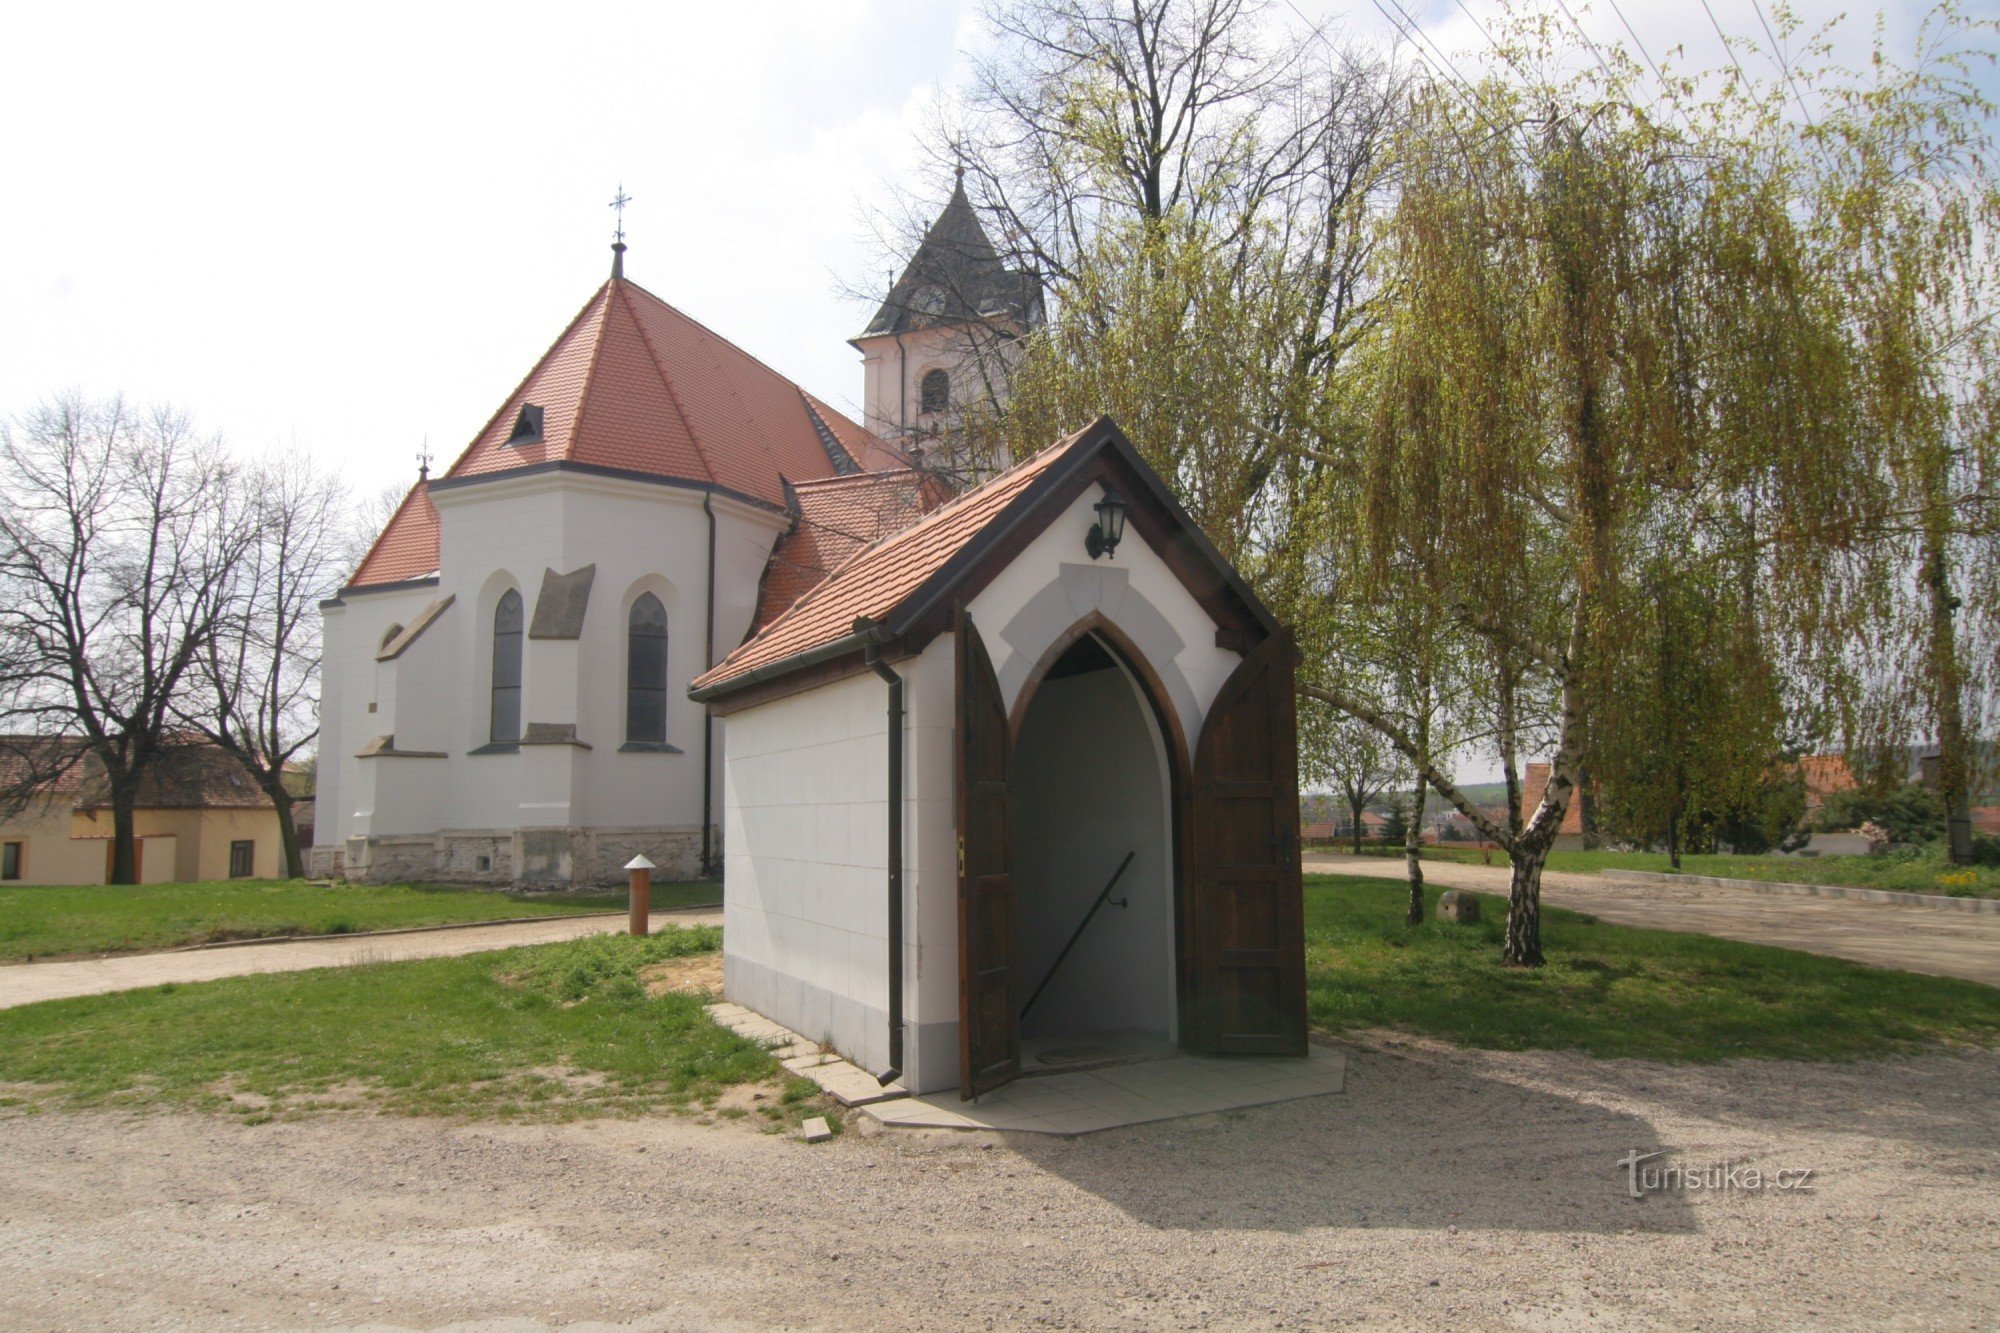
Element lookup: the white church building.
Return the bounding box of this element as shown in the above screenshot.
[314,183,1035,886]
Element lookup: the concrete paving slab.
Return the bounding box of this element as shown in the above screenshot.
[865,1046,1347,1136]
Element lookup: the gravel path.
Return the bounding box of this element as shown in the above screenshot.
[0,909,723,1010]
[1,1038,1994,1329]
[1307,853,2000,988]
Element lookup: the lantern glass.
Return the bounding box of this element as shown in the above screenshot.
[1094,491,1128,555]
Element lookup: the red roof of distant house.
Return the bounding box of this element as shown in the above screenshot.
[0,737,274,810]
[345,276,902,591]
[1521,762,1585,835]
[1799,754,1857,804]
[753,471,951,632]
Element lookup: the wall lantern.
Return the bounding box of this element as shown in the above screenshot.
[1086,489,1129,560]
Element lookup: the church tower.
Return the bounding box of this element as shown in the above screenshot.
[851,173,1043,468]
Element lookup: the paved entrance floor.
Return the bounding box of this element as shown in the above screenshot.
[1307,852,2000,988]
[866,1046,1347,1135]
[0,908,724,1010]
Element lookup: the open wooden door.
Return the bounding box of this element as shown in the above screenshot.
[1187,629,1307,1056]
[956,609,1020,1099]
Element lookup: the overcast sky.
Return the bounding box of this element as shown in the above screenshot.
[3,0,1969,506]
[0,0,1970,783]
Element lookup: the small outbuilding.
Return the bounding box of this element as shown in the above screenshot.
[690,417,1306,1098]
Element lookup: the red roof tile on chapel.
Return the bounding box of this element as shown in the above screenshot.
[695,426,1091,692]
[754,470,952,631]
[346,275,900,590]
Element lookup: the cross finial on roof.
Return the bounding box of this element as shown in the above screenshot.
[417,437,432,481]
[610,183,632,280]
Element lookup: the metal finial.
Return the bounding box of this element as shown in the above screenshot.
[610,184,632,244]
[610,184,632,279]
[417,438,433,482]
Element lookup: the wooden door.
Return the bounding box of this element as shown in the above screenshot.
[1188,629,1307,1055]
[956,609,1020,1099]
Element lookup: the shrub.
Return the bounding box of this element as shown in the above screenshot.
[1818,784,1946,846]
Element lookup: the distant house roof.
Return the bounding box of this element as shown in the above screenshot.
[0,737,274,811]
[859,176,1043,339]
[692,416,1277,703]
[1521,762,1585,835]
[345,275,906,593]
[753,471,951,632]
[1799,754,1857,804]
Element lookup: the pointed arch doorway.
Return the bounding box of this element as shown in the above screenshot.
[956,610,1306,1101]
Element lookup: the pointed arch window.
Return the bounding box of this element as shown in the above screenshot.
[920,368,950,414]
[626,593,669,744]
[490,589,523,744]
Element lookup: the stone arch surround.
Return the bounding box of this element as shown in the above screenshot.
[995,562,1201,751]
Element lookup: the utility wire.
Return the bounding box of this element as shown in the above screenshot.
[1697,0,1754,86]
[1748,0,1823,136]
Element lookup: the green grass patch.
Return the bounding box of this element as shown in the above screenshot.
[1305,874,2000,1060]
[0,877,722,961]
[0,925,831,1127]
[1336,842,2000,899]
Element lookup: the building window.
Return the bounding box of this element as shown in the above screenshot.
[1,842,20,880]
[626,593,669,744]
[920,368,950,414]
[228,840,254,879]
[491,589,524,743]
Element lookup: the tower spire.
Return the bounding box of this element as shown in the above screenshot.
[609,183,632,280]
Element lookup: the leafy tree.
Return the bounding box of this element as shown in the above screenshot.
[1304,18,1878,964]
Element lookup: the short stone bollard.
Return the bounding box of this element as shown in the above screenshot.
[1437,889,1481,925]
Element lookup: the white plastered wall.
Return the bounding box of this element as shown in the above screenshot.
[317,470,788,882]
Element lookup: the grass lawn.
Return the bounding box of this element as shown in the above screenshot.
[1324,842,2000,899]
[0,877,722,962]
[1304,874,2000,1061]
[0,925,829,1130]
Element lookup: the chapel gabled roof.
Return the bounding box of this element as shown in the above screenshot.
[690,416,1278,702]
[859,176,1043,339]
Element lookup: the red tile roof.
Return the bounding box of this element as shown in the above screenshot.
[753,471,950,632]
[694,425,1092,693]
[349,480,443,588]
[345,277,896,591]
[0,737,274,810]
[1521,762,1585,835]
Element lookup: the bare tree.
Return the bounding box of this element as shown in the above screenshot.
[180,450,348,878]
[1306,709,1403,856]
[0,395,252,882]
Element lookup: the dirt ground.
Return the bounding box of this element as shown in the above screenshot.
[2,1035,1996,1330]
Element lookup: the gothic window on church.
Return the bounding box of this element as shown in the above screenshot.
[626,593,669,745]
[920,369,950,415]
[490,589,524,744]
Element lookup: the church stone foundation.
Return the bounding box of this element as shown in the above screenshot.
[327,826,716,889]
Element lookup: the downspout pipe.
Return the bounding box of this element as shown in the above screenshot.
[858,617,905,1085]
[701,493,718,879]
